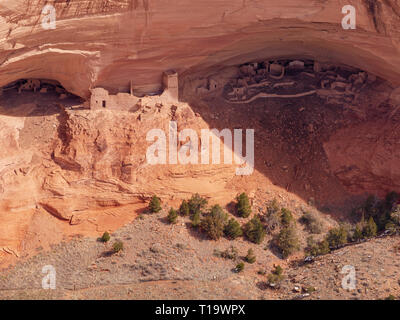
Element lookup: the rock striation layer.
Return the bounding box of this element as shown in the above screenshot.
[0,0,400,97]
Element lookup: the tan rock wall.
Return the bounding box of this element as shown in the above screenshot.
[1,0,400,98]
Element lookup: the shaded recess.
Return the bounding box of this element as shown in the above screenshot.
[0,78,85,117]
[180,56,398,216]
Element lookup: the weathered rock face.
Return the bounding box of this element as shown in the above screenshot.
[0,0,400,268]
[0,98,243,267]
[1,0,400,98]
[324,118,400,198]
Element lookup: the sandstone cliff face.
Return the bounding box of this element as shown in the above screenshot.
[1,0,400,98]
[0,99,241,267]
[324,118,400,197]
[0,0,400,268]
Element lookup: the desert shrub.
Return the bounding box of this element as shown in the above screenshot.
[385,294,396,300]
[148,195,162,213]
[224,218,243,239]
[214,246,238,260]
[236,193,251,218]
[100,231,111,243]
[359,192,399,231]
[267,265,284,285]
[326,225,348,248]
[353,223,364,242]
[317,239,330,255]
[263,199,281,232]
[363,216,377,238]
[112,240,124,253]
[223,246,239,260]
[244,216,266,244]
[276,224,300,258]
[342,222,354,242]
[281,208,294,227]
[167,208,178,224]
[385,221,398,235]
[305,236,316,253]
[258,269,267,275]
[200,205,228,240]
[188,193,208,216]
[305,236,330,256]
[390,205,400,225]
[304,286,316,293]
[178,200,190,216]
[380,198,400,234]
[300,212,323,234]
[245,248,256,264]
[235,262,245,273]
[267,199,280,215]
[378,192,400,230]
[191,210,201,228]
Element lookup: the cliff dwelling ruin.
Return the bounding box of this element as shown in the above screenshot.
[0,78,82,98]
[0,78,85,116]
[1,0,400,301]
[89,70,179,111]
[189,59,378,106]
[0,70,180,115]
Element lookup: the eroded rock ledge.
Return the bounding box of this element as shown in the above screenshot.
[0,0,400,269]
[1,0,400,98]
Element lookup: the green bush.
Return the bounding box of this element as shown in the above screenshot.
[264,199,281,232]
[326,225,348,248]
[191,210,201,228]
[100,231,110,243]
[167,208,178,224]
[148,195,162,213]
[244,216,266,244]
[357,192,399,232]
[236,193,251,218]
[385,221,398,235]
[300,212,322,234]
[235,262,245,273]
[178,200,190,216]
[281,208,294,227]
[224,218,243,239]
[267,265,284,285]
[317,239,330,255]
[382,192,399,230]
[245,248,256,264]
[353,223,364,242]
[385,294,396,300]
[305,236,330,256]
[214,246,238,260]
[200,205,228,240]
[304,286,316,293]
[267,199,280,215]
[390,205,400,226]
[363,216,377,238]
[276,224,300,258]
[223,246,239,260]
[112,240,124,253]
[188,193,208,216]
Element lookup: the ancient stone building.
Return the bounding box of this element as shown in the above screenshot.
[90,87,109,109]
[18,79,41,93]
[162,70,179,102]
[90,87,140,111]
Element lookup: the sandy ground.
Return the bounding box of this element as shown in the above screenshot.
[0,208,398,300]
